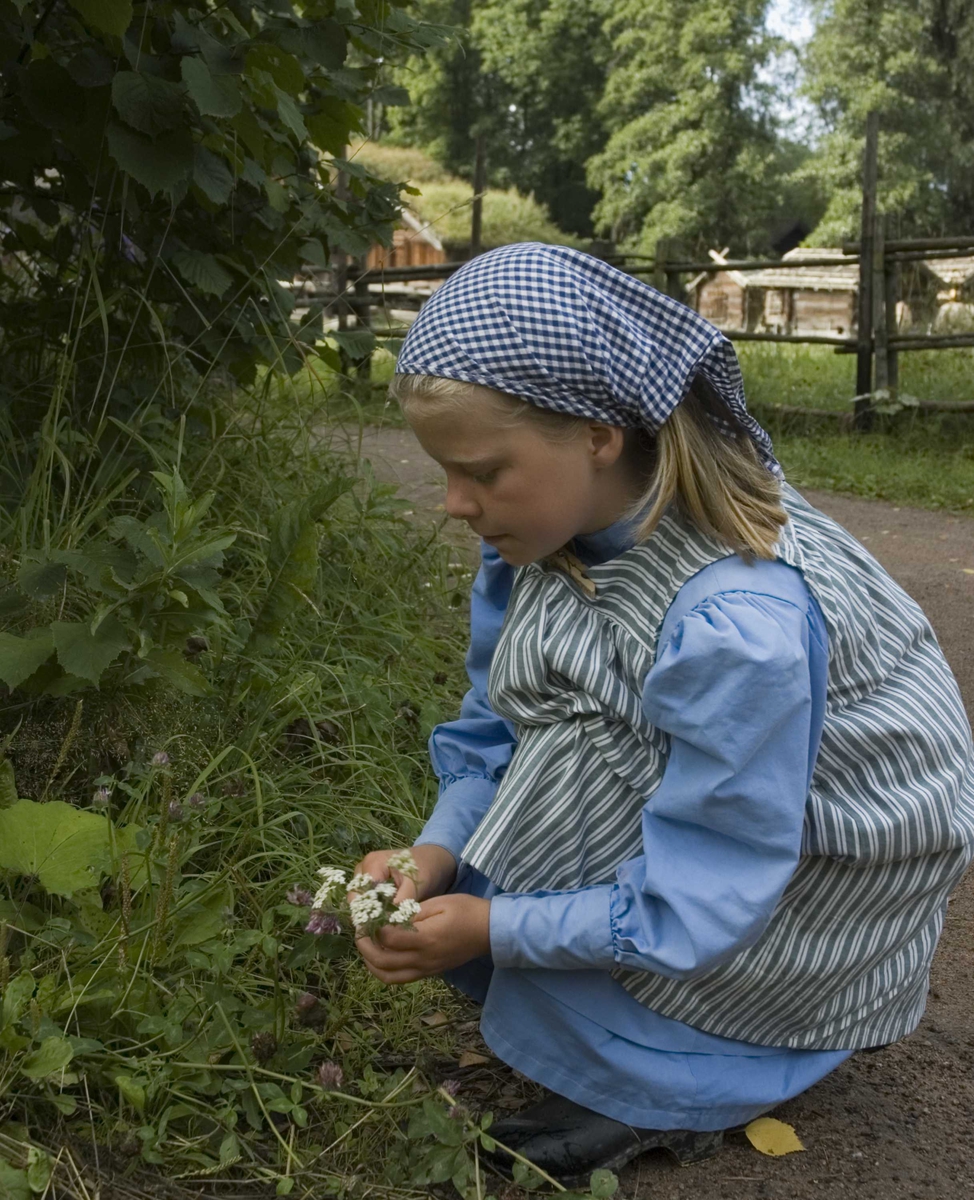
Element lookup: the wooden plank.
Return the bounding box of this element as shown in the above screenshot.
[855,111,879,429]
[843,234,974,253]
[628,255,861,274]
[471,135,486,255]
[872,215,888,392]
[722,330,856,346]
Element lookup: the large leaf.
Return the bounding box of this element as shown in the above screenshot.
[16,558,68,600]
[171,250,234,298]
[106,122,194,197]
[170,880,234,949]
[0,630,54,689]
[67,0,132,37]
[142,648,211,697]
[0,800,111,896]
[20,1036,74,1080]
[245,478,354,654]
[112,71,186,136]
[279,21,347,70]
[193,146,235,205]
[52,616,128,684]
[181,57,242,118]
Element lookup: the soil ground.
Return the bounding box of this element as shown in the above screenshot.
[332,424,974,1200]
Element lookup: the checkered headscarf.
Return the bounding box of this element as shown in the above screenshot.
[395,242,780,475]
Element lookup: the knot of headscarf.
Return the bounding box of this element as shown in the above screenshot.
[395,242,780,476]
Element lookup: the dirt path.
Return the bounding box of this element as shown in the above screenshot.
[336,423,974,1200]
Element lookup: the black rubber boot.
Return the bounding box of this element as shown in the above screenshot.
[483,1092,724,1186]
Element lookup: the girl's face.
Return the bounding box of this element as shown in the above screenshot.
[407,391,644,566]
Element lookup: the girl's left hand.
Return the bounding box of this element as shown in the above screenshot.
[355,894,491,984]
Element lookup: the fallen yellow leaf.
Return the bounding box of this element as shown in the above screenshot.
[420,1011,450,1028]
[963,569,974,575]
[744,1117,805,1157]
[457,1050,491,1068]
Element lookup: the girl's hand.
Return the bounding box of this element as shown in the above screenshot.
[356,894,491,984]
[351,844,458,905]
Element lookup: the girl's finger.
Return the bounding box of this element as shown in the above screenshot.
[355,936,419,973]
[373,922,424,951]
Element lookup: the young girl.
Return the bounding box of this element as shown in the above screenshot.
[352,244,974,1182]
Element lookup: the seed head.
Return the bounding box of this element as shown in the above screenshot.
[152,751,170,767]
[316,1061,344,1090]
[251,1031,278,1064]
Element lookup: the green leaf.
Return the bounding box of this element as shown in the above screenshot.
[20,1036,74,1080]
[142,648,211,697]
[0,799,115,896]
[331,328,376,360]
[193,145,235,205]
[170,881,233,949]
[279,21,347,70]
[16,558,67,600]
[171,249,234,298]
[0,758,18,808]
[0,1161,30,1200]
[68,0,132,38]
[1,972,36,1029]
[588,1169,619,1199]
[182,56,242,118]
[245,478,354,655]
[106,121,194,197]
[26,1147,53,1194]
[275,87,307,142]
[112,71,186,136]
[51,616,128,685]
[115,1073,146,1112]
[298,238,328,268]
[246,45,304,93]
[0,630,55,689]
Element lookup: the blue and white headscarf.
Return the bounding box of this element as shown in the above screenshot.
[395,242,780,476]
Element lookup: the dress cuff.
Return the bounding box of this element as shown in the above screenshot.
[414,775,498,863]
[489,887,616,970]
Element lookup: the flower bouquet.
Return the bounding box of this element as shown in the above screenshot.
[298,850,422,938]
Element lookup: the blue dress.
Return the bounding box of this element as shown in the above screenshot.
[417,514,853,1131]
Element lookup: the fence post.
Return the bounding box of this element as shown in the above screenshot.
[354,259,372,380]
[653,238,669,294]
[885,219,900,397]
[872,214,888,394]
[855,111,879,430]
[471,134,486,256]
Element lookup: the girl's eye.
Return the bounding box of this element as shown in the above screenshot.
[474,468,499,484]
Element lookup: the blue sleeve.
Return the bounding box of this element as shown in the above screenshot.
[490,572,829,975]
[415,542,519,862]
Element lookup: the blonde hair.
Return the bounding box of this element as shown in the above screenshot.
[389,374,786,561]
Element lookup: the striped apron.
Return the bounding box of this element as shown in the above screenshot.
[462,485,974,1049]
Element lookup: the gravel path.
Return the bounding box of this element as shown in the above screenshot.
[333,423,974,1200]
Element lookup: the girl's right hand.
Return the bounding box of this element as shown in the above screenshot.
[351,844,458,904]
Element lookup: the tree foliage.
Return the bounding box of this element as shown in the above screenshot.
[0,0,441,453]
[800,0,974,241]
[385,0,610,237]
[586,0,817,255]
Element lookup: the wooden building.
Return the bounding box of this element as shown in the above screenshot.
[365,208,445,270]
[748,249,860,337]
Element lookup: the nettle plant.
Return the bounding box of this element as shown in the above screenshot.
[0,0,444,434]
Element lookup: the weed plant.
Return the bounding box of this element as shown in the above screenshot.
[0,371,566,1197]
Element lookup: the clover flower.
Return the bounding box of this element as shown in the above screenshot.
[91,787,111,809]
[151,751,170,767]
[167,800,185,823]
[306,910,341,936]
[441,1079,461,1098]
[188,792,207,811]
[287,885,315,907]
[316,1061,344,1090]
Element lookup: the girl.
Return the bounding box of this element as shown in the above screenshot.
[352,244,974,1183]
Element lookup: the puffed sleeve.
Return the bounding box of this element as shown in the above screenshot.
[415,542,519,861]
[489,583,828,974]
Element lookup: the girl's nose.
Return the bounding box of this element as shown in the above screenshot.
[445,477,481,522]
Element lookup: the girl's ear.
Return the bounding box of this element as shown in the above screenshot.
[588,421,627,467]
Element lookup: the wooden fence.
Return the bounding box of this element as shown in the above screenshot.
[303,112,973,426]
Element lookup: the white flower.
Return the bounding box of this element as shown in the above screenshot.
[374,881,397,898]
[349,893,383,927]
[348,872,374,892]
[317,867,347,886]
[387,898,421,925]
[311,866,348,909]
[386,850,419,881]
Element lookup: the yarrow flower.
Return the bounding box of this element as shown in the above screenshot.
[317,867,347,886]
[349,892,384,928]
[387,898,421,925]
[387,850,420,882]
[374,881,397,899]
[348,872,374,893]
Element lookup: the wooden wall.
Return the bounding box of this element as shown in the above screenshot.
[696,274,745,329]
[366,228,445,270]
[791,290,856,336]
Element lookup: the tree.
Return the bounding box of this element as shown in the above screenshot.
[385,0,611,237]
[799,0,974,241]
[0,0,439,472]
[586,0,808,255]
